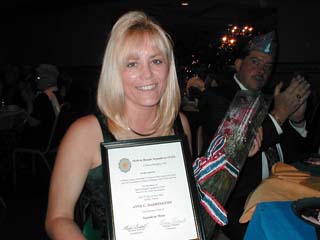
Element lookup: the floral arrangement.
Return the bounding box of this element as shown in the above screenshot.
[193,90,271,239]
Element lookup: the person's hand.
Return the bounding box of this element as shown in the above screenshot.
[289,99,307,126]
[272,75,310,124]
[248,127,263,157]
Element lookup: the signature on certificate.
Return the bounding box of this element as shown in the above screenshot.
[123,223,148,234]
[160,217,186,229]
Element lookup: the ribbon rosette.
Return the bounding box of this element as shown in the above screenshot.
[193,134,239,226]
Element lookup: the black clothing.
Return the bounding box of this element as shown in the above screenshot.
[281,99,320,163]
[75,112,186,239]
[20,91,61,149]
[198,75,303,239]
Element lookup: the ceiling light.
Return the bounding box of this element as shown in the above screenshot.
[181,1,189,6]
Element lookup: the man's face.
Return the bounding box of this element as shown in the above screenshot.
[235,50,273,91]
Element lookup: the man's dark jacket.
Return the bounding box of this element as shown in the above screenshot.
[198,75,302,239]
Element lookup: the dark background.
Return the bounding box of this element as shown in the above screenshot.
[1,0,320,89]
[0,1,319,239]
[0,0,319,64]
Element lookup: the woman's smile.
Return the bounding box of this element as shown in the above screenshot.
[136,83,158,91]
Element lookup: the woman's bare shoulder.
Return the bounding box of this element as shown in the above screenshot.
[70,115,99,131]
[72,114,98,126]
[63,114,102,142]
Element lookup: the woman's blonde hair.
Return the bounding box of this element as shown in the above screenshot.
[97,11,181,135]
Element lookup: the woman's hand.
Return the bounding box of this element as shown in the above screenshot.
[248,127,263,157]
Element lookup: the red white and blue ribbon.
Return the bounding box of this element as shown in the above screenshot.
[193,134,240,226]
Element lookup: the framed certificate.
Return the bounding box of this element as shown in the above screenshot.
[101,135,205,240]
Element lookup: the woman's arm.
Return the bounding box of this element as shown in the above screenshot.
[45,115,101,239]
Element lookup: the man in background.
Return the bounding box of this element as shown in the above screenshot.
[199,31,310,239]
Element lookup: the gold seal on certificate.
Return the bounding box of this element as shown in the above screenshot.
[118,158,131,173]
[101,136,205,240]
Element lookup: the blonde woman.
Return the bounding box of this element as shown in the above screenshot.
[45,11,261,239]
[45,11,193,239]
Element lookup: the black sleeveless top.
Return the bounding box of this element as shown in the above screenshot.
[75,112,186,239]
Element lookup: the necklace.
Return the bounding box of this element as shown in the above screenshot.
[127,126,156,137]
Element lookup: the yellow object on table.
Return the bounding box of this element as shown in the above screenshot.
[239,162,320,223]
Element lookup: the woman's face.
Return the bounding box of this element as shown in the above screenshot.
[121,36,169,110]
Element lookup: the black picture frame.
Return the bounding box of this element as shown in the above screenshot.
[101,135,205,240]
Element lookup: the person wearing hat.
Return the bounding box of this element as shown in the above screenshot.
[198,31,311,239]
[34,64,61,116]
[20,64,61,148]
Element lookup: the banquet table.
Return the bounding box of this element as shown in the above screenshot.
[244,201,318,240]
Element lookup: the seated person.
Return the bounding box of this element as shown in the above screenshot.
[20,64,61,148]
[199,31,310,239]
[281,87,320,163]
